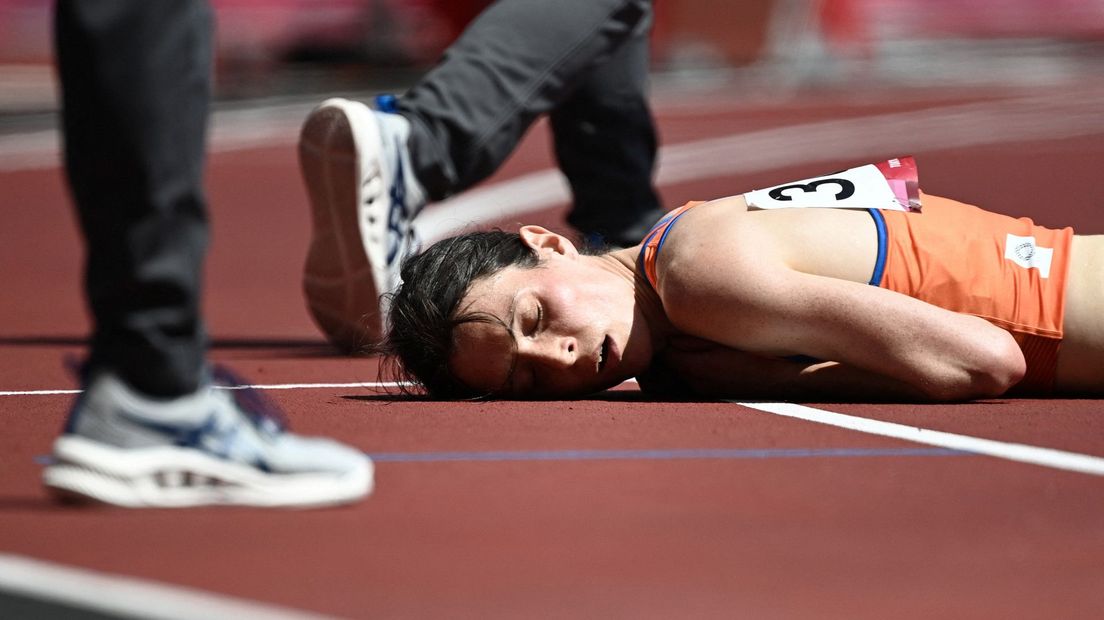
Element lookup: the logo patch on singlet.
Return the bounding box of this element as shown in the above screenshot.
[1004,233,1053,278]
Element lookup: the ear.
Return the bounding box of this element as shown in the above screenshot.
[518,225,579,258]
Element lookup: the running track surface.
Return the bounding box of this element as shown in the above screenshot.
[1,79,1103,618]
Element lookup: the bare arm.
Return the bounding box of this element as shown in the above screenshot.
[654,337,933,401]
[656,208,1026,401]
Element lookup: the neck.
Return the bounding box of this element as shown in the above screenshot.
[600,246,677,352]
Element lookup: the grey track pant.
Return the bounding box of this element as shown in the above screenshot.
[56,0,212,396]
[399,0,662,246]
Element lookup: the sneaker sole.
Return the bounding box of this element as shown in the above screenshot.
[43,436,373,509]
[298,99,390,352]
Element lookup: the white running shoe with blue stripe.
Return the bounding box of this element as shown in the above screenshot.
[299,96,426,352]
[43,370,373,508]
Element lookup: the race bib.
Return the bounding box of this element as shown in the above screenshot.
[745,156,922,212]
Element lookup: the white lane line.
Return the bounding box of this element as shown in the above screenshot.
[0,382,404,397]
[0,553,335,620]
[218,381,404,391]
[2,378,640,397]
[737,401,1104,477]
[417,89,1104,241]
[0,389,82,396]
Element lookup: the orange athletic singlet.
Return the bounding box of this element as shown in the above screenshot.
[639,194,1074,394]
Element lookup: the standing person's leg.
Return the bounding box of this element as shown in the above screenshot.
[399,0,653,200]
[47,0,372,508]
[550,12,662,248]
[300,0,655,350]
[56,0,211,397]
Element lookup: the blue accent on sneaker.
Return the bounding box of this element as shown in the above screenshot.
[386,136,408,265]
[375,93,399,113]
[113,407,219,447]
[211,366,288,432]
[374,94,415,266]
[112,404,272,471]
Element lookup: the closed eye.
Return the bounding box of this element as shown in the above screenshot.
[527,304,543,337]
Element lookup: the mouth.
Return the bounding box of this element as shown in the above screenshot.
[597,334,619,376]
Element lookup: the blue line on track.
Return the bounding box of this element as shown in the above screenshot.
[33,447,969,466]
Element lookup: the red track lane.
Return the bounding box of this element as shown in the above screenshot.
[2,81,1104,618]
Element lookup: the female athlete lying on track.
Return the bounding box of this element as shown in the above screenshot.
[376,156,1104,401]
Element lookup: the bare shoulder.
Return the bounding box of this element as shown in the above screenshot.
[653,198,779,309]
[656,195,752,253]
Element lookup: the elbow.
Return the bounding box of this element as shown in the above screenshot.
[922,338,1026,401]
[978,334,1027,396]
[968,353,1025,399]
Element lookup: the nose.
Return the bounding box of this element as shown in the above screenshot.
[521,334,577,369]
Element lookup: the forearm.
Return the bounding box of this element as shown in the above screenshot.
[785,361,934,402]
[692,359,933,402]
[655,344,950,402]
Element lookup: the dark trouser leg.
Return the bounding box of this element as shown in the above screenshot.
[398,0,655,209]
[552,22,661,247]
[55,0,213,397]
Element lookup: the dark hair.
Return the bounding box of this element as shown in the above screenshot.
[378,230,540,398]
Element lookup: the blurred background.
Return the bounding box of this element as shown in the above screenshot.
[2,0,1104,129]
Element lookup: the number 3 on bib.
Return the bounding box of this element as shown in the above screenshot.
[745,156,922,212]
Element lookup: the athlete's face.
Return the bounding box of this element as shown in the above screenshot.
[449,227,656,398]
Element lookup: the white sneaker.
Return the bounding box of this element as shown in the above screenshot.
[298,96,426,352]
[43,370,373,508]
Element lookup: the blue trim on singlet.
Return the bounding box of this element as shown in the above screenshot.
[867,208,888,286]
[637,208,695,286]
[786,210,887,364]
[787,210,887,364]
